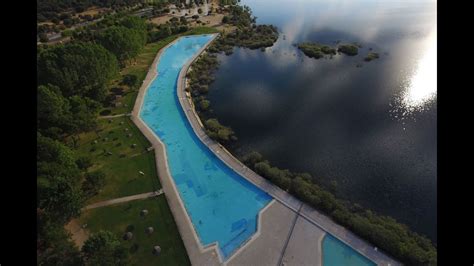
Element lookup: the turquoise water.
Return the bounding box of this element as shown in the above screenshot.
[323,234,376,266]
[139,34,272,260]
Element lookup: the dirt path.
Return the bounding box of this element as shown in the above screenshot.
[65,219,90,249]
[98,113,131,119]
[65,189,164,248]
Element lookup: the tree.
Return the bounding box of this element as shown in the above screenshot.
[63,18,73,27]
[76,156,93,170]
[199,99,210,111]
[82,231,129,266]
[37,84,73,138]
[121,74,139,88]
[69,96,100,133]
[198,8,203,14]
[98,26,145,64]
[37,42,119,101]
[37,211,83,266]
[36,134,84,224]
[39,33,49,43]
[119,16,148,45]
[180,16,187,25]
[222,15,229,23]
[242,151,263,167]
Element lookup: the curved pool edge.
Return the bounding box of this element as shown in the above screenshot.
[175,37,401,266]
[322,233,377,266]
[131,34,276,265]
[131,34,224,265]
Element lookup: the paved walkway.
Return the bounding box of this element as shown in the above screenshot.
[98,113,131,119]
[82,189,163,211]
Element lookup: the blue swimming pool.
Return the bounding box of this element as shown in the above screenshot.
[323,234,376,266]
[139,34,272,260]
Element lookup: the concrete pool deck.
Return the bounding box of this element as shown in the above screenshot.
[132,34,401,266]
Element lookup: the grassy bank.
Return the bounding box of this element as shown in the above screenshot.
[74,116,160,203]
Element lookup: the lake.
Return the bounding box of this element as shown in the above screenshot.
[207,0,437,242]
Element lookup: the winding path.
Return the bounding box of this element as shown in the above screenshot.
[98,113,131,119]
[82,190,163,211]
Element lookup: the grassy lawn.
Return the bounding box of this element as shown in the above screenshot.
[75,116,160,203]
[79,197,190,266]
[183,26,220,35]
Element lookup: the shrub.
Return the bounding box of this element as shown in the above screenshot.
[121,74,139,88]
[76,156,93,170]
[199,99,210,111]
[82,171,106,196]
[364,52,379,61]
[338,44,359,56]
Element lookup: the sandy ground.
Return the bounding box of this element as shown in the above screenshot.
[198,13,224,26]
[148,11,236,33]
[65,219,89,249]
[73,7,109,18]
[148,14,175,25]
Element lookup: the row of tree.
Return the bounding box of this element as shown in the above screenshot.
[186,53,239,143]
[241,152,437,265]
[148,16,189,43]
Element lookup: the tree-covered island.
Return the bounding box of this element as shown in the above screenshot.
[297,42,336,59]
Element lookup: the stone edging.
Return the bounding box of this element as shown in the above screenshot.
[131,35,222,265]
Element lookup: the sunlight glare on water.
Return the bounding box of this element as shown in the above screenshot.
[401,29,437,110]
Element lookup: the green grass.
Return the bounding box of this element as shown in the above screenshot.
[184,26,220,35]
[79,197,190,266]
[75,116,160,203]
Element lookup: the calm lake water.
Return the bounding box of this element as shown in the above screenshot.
[208,0,437,242]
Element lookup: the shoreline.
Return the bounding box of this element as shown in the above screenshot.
[132,34,400,265]
[177,39,400,265]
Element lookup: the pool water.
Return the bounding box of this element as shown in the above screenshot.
[323,234,376,266]
[140,34,272,260]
